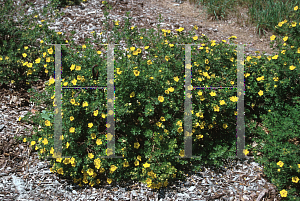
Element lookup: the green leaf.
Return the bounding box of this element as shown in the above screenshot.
[41,110,54,120]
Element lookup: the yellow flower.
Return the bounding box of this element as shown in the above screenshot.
[82,101,88,107]
[143,162,150,168]
[31,141,36,146]
[70,64,75,71]
[35,58,41,64]
[158,96,164,102]
[57,168,64,175]
[256,76,265,81]
[71,79,77,85]
[160,117,165,121]
[22,53,27,58]
[137,155,141,161]
[133,70,140,76]
[91,133,96,139]
[289,65,296,70]
[110,165,118,173]
[283,36,288,41]
[49,78,55,85]
[273,77,279,81]
[75,66,81,71]
[291,21,297,27]
[96,139,102,145]
[69,127,75,133]
[130,92,135,98]
[179,150,185,157]
[93,110,98,116]
[277,161,284,167]
[176,120,183,127]
[123,161,129,167]
[87,168,94,176]
[88,123,93,128]
[107,178,112,184]
[230,96,238,102]
[213,105,220,112]
[173,76,179,82]
[42,138,48,145]
[243,149,249,155]
[178,127,183,133]
[223,124,228,129]
[258,90,263,96]
[48,48,53,54]
[88,153,94,159]
[83,178,88,184]
[45,120,51,127]
[50,147,54,154]
[63,158,70,165]
[168,87,174,92]
[270,35,276,40]
[70,99,76,105]
[209,91,216,96]
[292,176,299,183]
[176,27,184,32]
[219,100,226,105]
[196,134,203,139]
[294,6,298,11]
[134,160,139,166]
[280,189,287,197]
[66,142,70,148]
[70,116,74,121]
[94,158,101,169]
[134,142,140,149]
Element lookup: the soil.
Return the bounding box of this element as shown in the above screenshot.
[147,0,280,56]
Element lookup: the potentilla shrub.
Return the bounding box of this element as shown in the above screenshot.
[18,2,299,193]
[247,100,300,199]
[244,6,300,200]
[0,0,69,90]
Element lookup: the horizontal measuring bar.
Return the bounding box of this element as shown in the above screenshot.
[175,43,244,45]
[194,86,237,89]
[62,87,107,89]
[45,43,123,45]
[60,86,238,89]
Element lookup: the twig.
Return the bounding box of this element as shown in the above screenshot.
[256,189,268,201]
